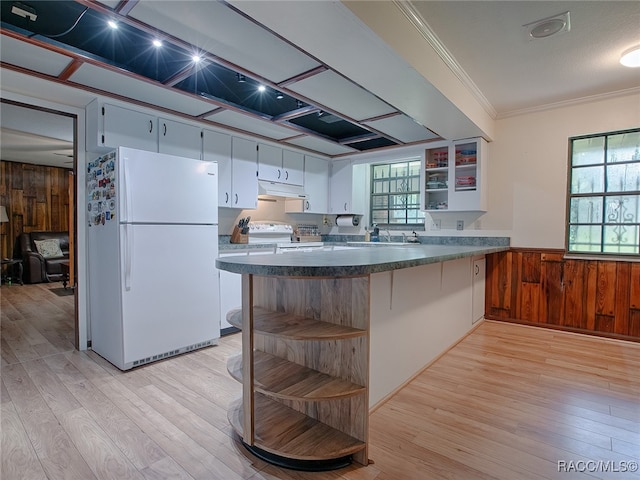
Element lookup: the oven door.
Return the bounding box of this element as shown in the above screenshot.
[275,244,324,254]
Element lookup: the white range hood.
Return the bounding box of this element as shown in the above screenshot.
[257,180,308,199]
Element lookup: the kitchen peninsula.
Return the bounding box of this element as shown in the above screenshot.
[216,244,508,470]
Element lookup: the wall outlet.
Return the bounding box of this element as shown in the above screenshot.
[431,218,441,230]
[456,220,464,230]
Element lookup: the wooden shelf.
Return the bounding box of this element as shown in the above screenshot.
[228,394,365,461]
[228,351,365,401]
[227,307,366,340]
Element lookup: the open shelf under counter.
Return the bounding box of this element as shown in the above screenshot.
[226,307,367,340]
[228,394,366,462]
[227,351,366,401]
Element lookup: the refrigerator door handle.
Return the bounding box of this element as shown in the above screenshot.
[124,224,133,291]
[122,157,132,222]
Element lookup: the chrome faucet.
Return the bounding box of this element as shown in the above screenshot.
[401,232,407,243]
[383,229,391,242]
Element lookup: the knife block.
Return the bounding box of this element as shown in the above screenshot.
[230,225,248,244]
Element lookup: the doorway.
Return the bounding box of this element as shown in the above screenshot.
[0,99,79,354]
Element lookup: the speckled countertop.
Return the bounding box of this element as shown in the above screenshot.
[215,244,509,277]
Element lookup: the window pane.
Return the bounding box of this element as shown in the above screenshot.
[605,195,640,224]
[571,166,604,193]
[389,194,408,208]
[607,163,640,192]
[569,196,602,223]
[568,225,602,252]
[372,210,388,224]
[409,161,421,176]
[371,195,388,208]
[372,165,389,179]
[607,131,640,163]
[572,137,604,166]
[390,163,408,177]
[373,179,388,194]
[406,193,421,207]
[603,225,639,254]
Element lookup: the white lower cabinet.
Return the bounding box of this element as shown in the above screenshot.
[218,252,245,333]
[218,249,275,333]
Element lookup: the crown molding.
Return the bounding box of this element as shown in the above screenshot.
[496,86,640,120]
[393,1,497,120]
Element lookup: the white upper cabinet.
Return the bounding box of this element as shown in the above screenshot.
[87,100,203,159]
[203,129,233,207]
[257,143,282,183]
[282,150,304,186]
[87,100,157,152]
[285,155,329,214]
[302,155,329,213]
[329,158,354,214]
[257,144,304,186]
[231,137,258,210]
[158,117,202,160]
[422,137,487,212]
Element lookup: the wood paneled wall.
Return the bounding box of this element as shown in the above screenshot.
[485,249,640,341]
[0,160,70,258]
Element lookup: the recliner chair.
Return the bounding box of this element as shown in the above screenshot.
[15,231,69,284]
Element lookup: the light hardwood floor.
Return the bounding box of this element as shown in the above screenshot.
[2,283,639,480]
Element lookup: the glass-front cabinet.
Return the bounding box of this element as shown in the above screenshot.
[421,138,487,212]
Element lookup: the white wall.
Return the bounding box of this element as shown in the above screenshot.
[482,91,640,248]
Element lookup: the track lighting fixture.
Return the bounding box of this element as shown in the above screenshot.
[296,100,304,109]
[237,73,246,82]
[275,91,284,100]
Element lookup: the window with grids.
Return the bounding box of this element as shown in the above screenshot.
[370,160,424,227]
[568,128,640,255]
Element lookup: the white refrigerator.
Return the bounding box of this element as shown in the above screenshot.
[87,147,220,370]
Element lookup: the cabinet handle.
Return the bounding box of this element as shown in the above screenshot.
[305,200,310,210]
[235,193,238,205]
[149,120,153,133]
[475,264,480,275]
[277,169,281,179]
[225,192,229,204]
[285,170,289,180]
[344,202,348,211]
[163,123,167,136]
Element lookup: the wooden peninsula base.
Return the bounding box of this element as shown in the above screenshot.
[216,243,508,471]
[226,274,370,470]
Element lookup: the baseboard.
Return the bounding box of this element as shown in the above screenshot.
[485,315,640,344]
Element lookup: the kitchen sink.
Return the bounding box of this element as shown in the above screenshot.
[346,241,420,247]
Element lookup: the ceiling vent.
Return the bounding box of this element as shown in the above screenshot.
[523,11,570,40]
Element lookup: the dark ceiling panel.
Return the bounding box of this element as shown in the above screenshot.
[174,63,306,118]
[287,112,371,142]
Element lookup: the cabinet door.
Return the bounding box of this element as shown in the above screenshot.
[282,150,304,186]
[329,158,352,213]
[257,143,283,182]
[158,118,202,160]
[472,257,486,324]
[303,155,329,213]
[219,252,246,331]
[449,138,487,211]
[203,129,232,207]
[103,104,157,152]
[231,137,258,209]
